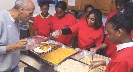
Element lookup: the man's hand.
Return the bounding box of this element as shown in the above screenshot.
[6,39,28,51]
[14,39,28,49]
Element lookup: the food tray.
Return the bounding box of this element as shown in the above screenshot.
[71,50,111,62]
[71,50,111,71]
[29,40,65,58]
[40,47,79,66]
[54,58,103,72]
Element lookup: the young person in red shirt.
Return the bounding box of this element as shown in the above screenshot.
[79,4,94,20]
[105,0,130,26]
[32,1,53,37]
[90,2,133,72]
[52,9,104,50]
[106,10,133,72]
[51,1,77,46]
[90,0,130,59]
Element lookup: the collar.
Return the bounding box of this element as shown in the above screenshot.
[116,42,133,51]
[40,13,50,18]
[7,11,15,23]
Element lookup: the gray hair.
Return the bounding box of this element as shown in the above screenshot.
[14,0,28,10]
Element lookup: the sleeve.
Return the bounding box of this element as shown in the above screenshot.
[32,17,38,30]
[107,62,128,72]
[70,20,81,34]
[0,17,7,55]
[62,28,72,35]
[95,30,104,46]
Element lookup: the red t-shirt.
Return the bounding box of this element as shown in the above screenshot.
[106,47,133,72]
[32,14,53,37]
[52,13,77,45]
[105,10,118,26]
[104,31,133,59]
[70,20,103,49]
[104,10,133,59]
[104,36,117,59]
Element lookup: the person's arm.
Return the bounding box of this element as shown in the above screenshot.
[61,28,72,35]
[52,21,81,38]
[0,39,28,55]
[90,60,106,69]
[0,16,28,55]
[0,19,23,55]
[90,43,108,53]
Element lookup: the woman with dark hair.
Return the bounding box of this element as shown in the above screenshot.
[52,9,103,50]
[52,1,77,46]
[91,12,133,72]
[90,2,133,72]
[32,1,53,37]
[90,0,130,59]
[79,4,94,20]
[106,12,133,72]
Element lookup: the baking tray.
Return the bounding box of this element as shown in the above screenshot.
[71,50,111,71]
[40,47,79,66]
[29,40,65,59]
[54,58,103,72]
[71,50,111,62]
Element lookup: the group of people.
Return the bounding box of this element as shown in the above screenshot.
[0,0,133,72]
[51,0,133,72]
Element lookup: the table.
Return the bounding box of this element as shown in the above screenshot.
[20,51,56,72]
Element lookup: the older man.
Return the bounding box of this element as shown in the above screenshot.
[0,0,35,72]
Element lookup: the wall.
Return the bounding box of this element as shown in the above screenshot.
[0,0,107,22]
[0,0,56,16]
[28,0,56,16]
[0,0,16,10]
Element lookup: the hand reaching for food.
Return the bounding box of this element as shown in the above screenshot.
[52,29,62,38]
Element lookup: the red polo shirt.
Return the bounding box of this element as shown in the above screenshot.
[32,14,53,37]
[106,47,133,72]
[70,20,103,49]
[52,13,77,45]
